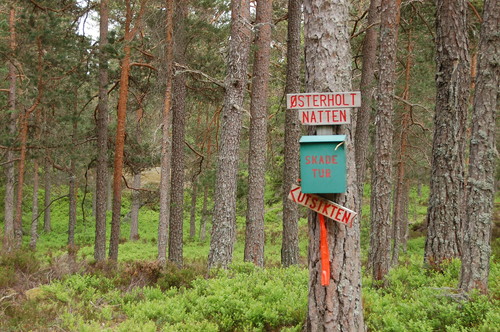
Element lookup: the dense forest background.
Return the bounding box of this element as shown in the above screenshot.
[0,0,498,330]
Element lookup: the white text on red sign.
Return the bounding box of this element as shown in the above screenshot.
[287,92,361,109]
[288,185,356,227]
[299,109,351,125]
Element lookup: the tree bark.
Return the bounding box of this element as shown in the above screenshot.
[281,0,302,267]
[368,0,401,283]
[3,5,17,252]
[354,0,380,211]
[392,23,413,266]
[425,0,470,267]
[459,0,499,293]
[109,0,137,261]
[94,0,109,262]
[158,0,175,266]
[304,0,364,329]
[244,0,273,267]
[168,0,188,267]
[208,0,252,269]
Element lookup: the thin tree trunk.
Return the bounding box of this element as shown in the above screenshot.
[354,0,381,211]
[14,110,29,248]
[94,0,109,262]
[199,185,209,242]
[68,98,79,248]
[3,5,17,252]
[244,0,273,267]
[208,0,252,269]
[459,0,499,293]
[29,160,40,250]
[43,156,52,233]
[129,173,141,240]
[281,0,302,267]
[425,0,470,267]
[304,0,364,329]
[68,163,77,247]
[189,177,198,240]
[158,0,175,266]
[391,21,413,267]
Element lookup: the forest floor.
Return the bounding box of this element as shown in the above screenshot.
[0,187,498,331]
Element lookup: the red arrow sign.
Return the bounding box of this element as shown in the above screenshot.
[288,185,356,227]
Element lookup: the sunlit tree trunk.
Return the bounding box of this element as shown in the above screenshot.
[94,0,109,262]
[109,0,147,261]
[459,0,499,293]
[208,0,252,269]
[244,0,273,267]
[281,0,302,267]
[425,0,470,267]
[304,0,364,329]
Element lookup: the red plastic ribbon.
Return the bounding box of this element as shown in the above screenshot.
[319,214,330,286]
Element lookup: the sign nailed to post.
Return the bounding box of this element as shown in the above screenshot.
[287,91,361,110]
[288,185,356,227]
[299,109,351,125]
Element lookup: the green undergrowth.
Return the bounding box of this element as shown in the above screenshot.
[1,185,499,331]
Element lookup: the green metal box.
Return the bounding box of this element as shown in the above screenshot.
[300,135,347,194]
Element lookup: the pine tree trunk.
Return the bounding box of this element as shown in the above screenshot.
[354,0,380,210]
[189,178,198,240]
[94,0,109,262]
[167,0,188,267]
[392,26,413,266]
[43,156,52,233]
[14,111,29,248]
[208,0,252,269]
[369,0,401,283]
[244,0,273,267]
[68,101,78,248]
[3,5,17,252]
[129,173,141,240]
[68,165,77,247]
[425,0,470,267]
[158,0,175,265]
[459,0,499,293]
[304,0,364,329]
[281,0,302,267]
[109,0,134,261]
[29,160,40,250]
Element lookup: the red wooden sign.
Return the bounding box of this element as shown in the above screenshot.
[287,92,361,110]
[299,109,351,125]
[288,185,356,227]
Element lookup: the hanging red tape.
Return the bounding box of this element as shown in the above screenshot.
[319,214,330,286]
